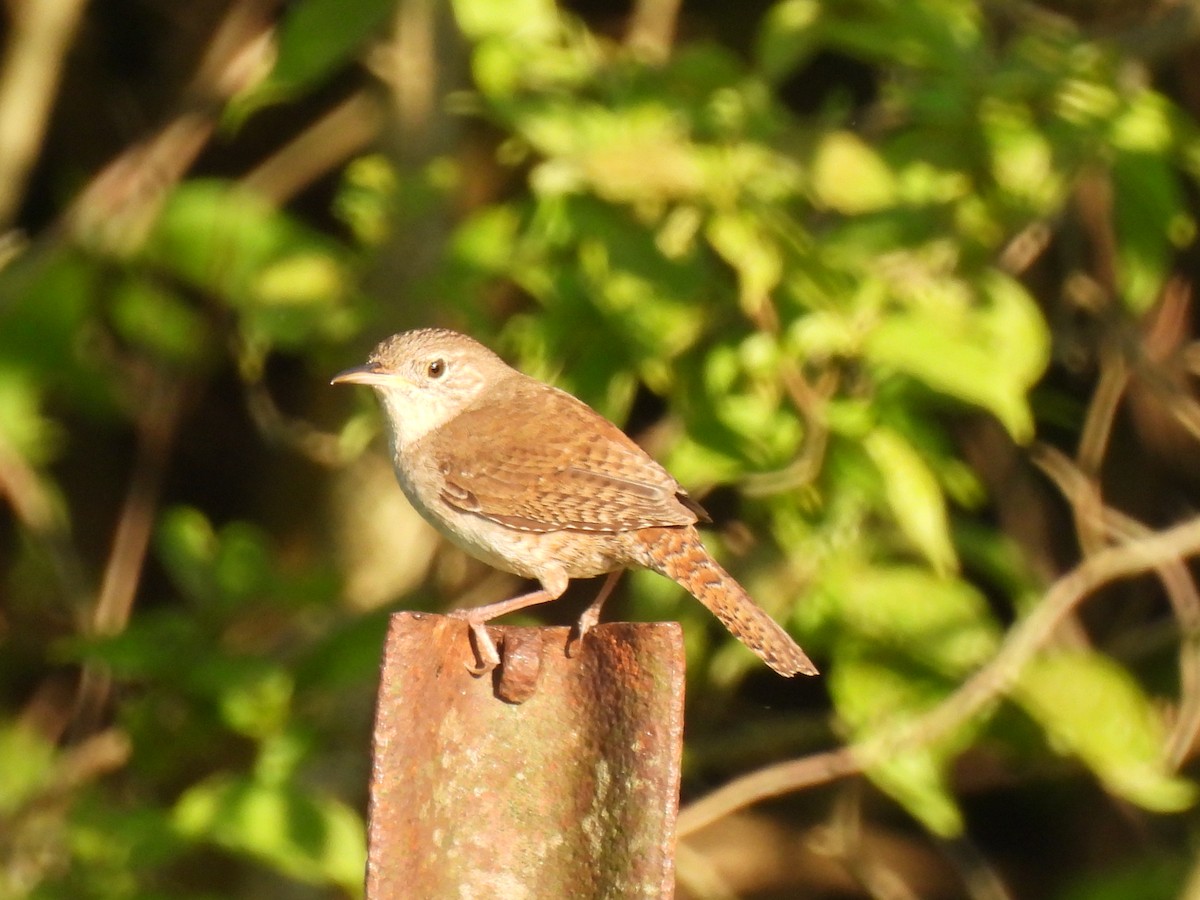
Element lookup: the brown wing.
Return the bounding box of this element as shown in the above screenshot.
[427,375,705,533]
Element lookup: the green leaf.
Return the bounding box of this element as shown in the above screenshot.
[864,271,1048,440]
[829,565,999,674]
[233,0,396,114]
[863,427,957,574]
[756,0,821,81]
[452,0,559,41]
[448,203,523,279]
[0,722,56,814]
[1015,652,1196,813]
[810,131,898,214]
[142,180,358,350]
[334,154,400,247]
[1111,150,1189,314]
[526,104,706,205]
[219,667,294,740]
[156,506,221,604]
[706,212,782,316]
[173,773,365,890]
[830,654,965,836]
[979,97,1060,212]
[110,277,212,366]
[0,369,60,464]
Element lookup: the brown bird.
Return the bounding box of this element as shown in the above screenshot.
[332,328,816,677]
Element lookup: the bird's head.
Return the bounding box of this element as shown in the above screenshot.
[332,328,512,450]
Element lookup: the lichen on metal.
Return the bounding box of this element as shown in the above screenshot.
[366,612,686,898]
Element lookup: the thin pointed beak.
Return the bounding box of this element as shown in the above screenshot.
[331,363,395,387]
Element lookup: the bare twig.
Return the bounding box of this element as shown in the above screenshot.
[0,431,89,611]
[90,380,182,635]
[61,0,279,250]
[1034,445,1200,768]
[679,516,1200,836]
[997,219,1053,276]
[743,327,838,496]
[678,746,858,838]
[1076,347,1127,480]
[244,377,348,467]
[937,835,1017,900]
[241,91,381,204]
[0,0,88,227]
[388,0,438,136]
[71,377,185,736]
[814,788,922,900]
[910,516,1200,753]
[626,0,682,64]
[673,842,741,900]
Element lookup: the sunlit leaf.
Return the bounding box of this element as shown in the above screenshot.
[828,564,999,674]
[1015,652,1196,813]
[707,212,782,316]
[756,0,821,81]
[810,131,898,214]
[143,180,358,349]
[863,427,957,574]
[110,278,212,366]
[220,668,293,740]
[0,722,56,814]
[831,654,966,837]
[234,0,396,113]
[1111,151,1188,314]
[452,0,558,41]
[0,370,59,464]
[173,773,365,890]
[864,272,1048,440]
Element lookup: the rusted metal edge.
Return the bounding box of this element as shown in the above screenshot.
[366,612,686,899]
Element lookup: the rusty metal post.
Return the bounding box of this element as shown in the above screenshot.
[365,611,686,899]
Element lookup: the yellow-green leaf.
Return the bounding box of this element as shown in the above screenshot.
[1015,652,1196,813]
[863,427,957,574]
[811,131,898,214]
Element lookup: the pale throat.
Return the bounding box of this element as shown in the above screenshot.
[374,369,488,453]
[375,387,450,453]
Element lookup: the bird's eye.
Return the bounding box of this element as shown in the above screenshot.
[426,358,446,379]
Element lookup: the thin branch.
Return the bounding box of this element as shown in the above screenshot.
[909,516,1200,752]
[937,835,1017,900]
[1034,445,1200,768]
[816,787,922,900]
[90,379,183,635]
[673,842,740,900]
[241,91,381,204]
[71,377,185,737]
[997,219,1053,276]
[0,0,88,227]
[626,0,682,64]
[0,430,89,611]
[244,376,348,467]
[61,0,279,250]
[679,515,1200,836]
[678,746,858,838]
[1076,346,1127,481]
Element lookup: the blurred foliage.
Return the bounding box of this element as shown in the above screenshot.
[4,0,1200,897]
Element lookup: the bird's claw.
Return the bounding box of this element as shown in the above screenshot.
[450,610,501,676]
[566,609,600,659]
[565,630,583,659]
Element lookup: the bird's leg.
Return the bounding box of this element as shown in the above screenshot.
[449,574,567,675]
[567,570,623,658]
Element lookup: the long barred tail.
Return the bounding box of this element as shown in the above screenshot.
[639,526,817,677]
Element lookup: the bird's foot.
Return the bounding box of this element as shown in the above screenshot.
[449,610,501,675]
[566,570,623,659]
[566,607,601,659]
